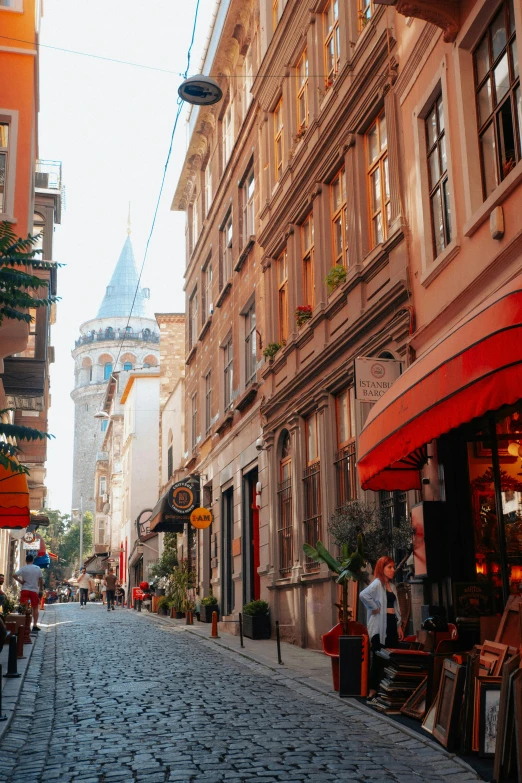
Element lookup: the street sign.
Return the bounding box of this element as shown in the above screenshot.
[354,357,402,403]
[190,507,213,529]
[167,479,199,516]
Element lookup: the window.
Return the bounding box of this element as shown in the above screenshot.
[123,362,133,371]
[303,412,321,571]
[99,476,107,496]
[222,102,234,168]
[205,370,212,436]
[243,45,253,115]
[0,0,23,10]
[224,338,233,412]
[426,94,451,257]
[32,211,44,256]
[334,388,357,510]
[204,159,213,215]
[301,213,315,307]
[274,97,284,181]
[324,0,340,86]
[104,362,113,381]
[16,307,36,358]
[379,490,408,537]
[191,196,199,252]
[272,0,286,29]
[277,249,288,343]
[203,260,213,320]
[167,430,173,478]
[0,123,8,213]
[474,1,520,198]
[221,211,233,287]
[296,49,309,135]
[245,301,257,386]
[191,392,198,451]
[331,167,348,267]
[189,286,198,349]
[359,0,373,32]
[101,419,108,432]
[278,432,293,576]
[242,166,255,245]
[367,111,390,247]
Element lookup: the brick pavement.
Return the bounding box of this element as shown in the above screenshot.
[0,604,483,783]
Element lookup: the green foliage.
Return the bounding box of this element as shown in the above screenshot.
[200,595,218,606]
[1,587,18,615]
[242,599,269,617]
[156,595,170,611]
[149,532,178,580]
[40,508,70,584]
[325,264,347,294]
[263,342,283,359]
[40,509,93,578]
[166,558,194,612]
[328,500,412,566]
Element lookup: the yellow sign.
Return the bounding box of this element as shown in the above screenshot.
[190,507,213,529]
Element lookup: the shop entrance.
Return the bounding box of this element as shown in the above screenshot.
[242,468,259,605]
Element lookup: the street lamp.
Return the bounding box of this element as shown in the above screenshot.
[178,75,223,106]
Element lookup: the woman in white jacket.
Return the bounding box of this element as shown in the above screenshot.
[359,556,403,698]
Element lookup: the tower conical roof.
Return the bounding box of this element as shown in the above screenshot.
[96,235,150,319]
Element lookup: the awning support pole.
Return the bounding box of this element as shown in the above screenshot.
[489,415,510,605]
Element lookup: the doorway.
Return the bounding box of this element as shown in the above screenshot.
[221,486,234,615]
[243,468,260,605]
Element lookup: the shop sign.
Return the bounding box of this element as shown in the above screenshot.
[354,357,402,402]
[167,479,199,516]
[136,509,153,541]
[190,507,213,529]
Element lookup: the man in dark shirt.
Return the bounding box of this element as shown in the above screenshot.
[103,569,118,612]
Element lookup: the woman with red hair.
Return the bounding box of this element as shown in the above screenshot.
[360,556,404,698]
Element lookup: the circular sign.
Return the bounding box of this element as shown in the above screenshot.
[178,75,223,106]
[370,362,386,379]
[190,507,213,530]
[168,480,197,515]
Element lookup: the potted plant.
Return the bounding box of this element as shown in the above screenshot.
[295,305,313,328]
[156,595,170,616]
[325,264,347,295]
[242,599,270,639]
[263,342,283,360]
[200,594,219,623]
[166,559,194,618]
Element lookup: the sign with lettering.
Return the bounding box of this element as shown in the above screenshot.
[167,479,199,516]
[136,509,153,541]
[190,507,213,529]
[354,357,402,402]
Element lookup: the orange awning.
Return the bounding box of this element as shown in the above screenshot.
[0,462,30,529]
[358,273,522,491]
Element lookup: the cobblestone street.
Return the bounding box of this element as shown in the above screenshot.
[0,604,482,783]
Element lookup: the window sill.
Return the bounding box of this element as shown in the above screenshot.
[235,382,259,412]
[215,410,234,435]
[235,236,255,272]
[463,161,522,238]
[185,344,197,366]
[215,281,232,309]
[0,214,16,224]
[198,316,212,342]
[420,237,461,288]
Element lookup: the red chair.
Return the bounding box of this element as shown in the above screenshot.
[322,621,368,692]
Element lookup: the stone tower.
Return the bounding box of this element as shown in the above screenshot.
[71,231,160,513]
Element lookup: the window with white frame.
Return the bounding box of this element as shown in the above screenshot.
[191,194,199,251]
[272,0,287,29]
[366,110,390,247]
[189,286,198,349]
[296,49,309,136]
[0,123,9,213]
[243,45,253,115]
[358,0,373,33]
[426,93,452,257]
[242,165,255,245]
[99,476,107,497]
[220,210,233,287]
[191,392,198,451]
[301,212,314,308]
[323,0,340,87]
[331,167,348,267]
[274,97,284,181]
[245,301,257,386]
[205,370,212,436]
[204,158,213,216]
[222,102,234,168]
[203,259,213,320]
[277,249,288,343]
[224,338,233,411]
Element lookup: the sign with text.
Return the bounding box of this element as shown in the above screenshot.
[190,507,213,529]
[167,479,199,516]
[354,357,402,403]
[136,509,153,541]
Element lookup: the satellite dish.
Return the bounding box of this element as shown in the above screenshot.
[178,75,223,106]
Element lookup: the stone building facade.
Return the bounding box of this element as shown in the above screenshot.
[71,233,160,514]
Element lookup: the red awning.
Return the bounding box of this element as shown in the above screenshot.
[0,462,30,529]
[358,273,522,491]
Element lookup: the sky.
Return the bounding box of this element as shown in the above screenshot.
[39,0,214,512]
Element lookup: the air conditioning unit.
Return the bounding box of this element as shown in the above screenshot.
[35,172,49,188]
[102,493,108,502]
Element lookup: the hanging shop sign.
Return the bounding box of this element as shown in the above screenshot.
[136,509,154,541]
[354,357,402,403]
[167,478,200,516]
[190,507,213,530]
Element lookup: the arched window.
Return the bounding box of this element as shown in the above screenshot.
[123,362,133,371]
[278,431,293,576]
[104,362,113,380]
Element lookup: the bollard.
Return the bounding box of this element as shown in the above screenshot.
[0,665,6,720]
[239,613,244,648]
[276,621,284,665]
[16,627,25,660]
[211,610,219,638]
[23,613,32,645]
[4,635,20,678]
[137,599,142,613]
[185,610,193,625]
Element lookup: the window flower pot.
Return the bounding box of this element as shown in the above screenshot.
[243,614,271,640]
[200,604,219,623]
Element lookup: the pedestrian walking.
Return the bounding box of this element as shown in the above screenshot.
[360,556,403,699]
[13,554,44,632]
[103,569,118,612]
[77,567,93,608]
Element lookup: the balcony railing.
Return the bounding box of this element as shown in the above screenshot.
[75,330,160,348]
[35,160,62,191]
[334,442,357,511]
[303,462,322,573]
[277,476,293,577]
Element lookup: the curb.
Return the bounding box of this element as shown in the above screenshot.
[141,611,482,780]
[0,630,39,743]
